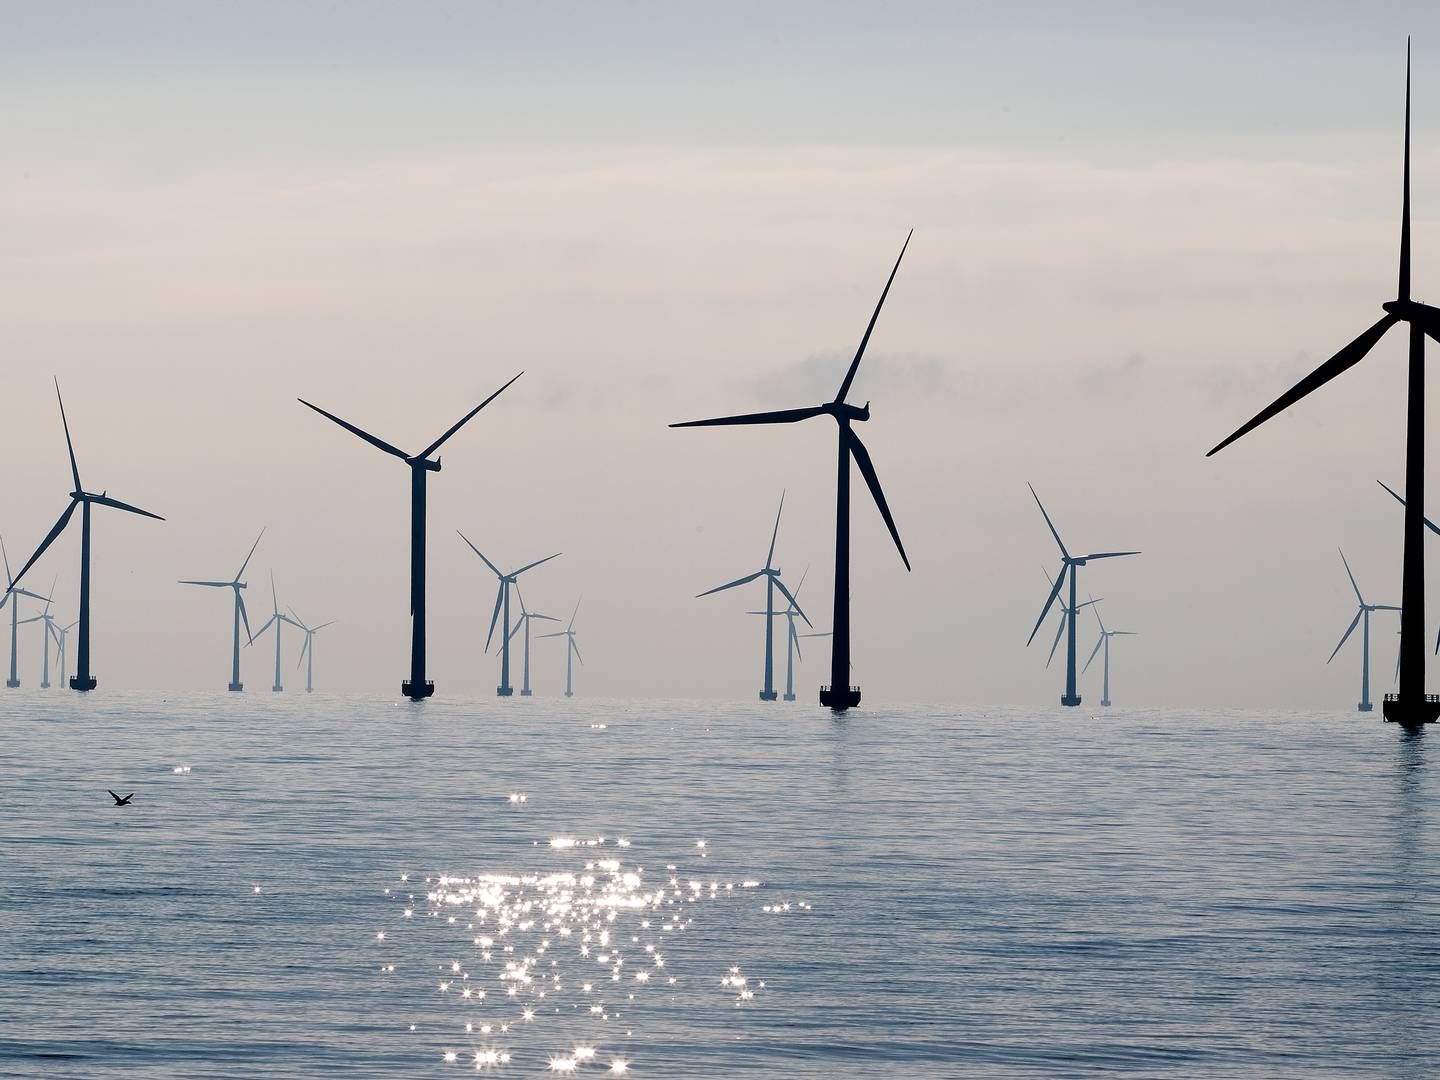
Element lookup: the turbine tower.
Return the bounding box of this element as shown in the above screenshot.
[249,571,302,692]
[300,372,522,699]
[1328,549,1400,713]
[1083,600,1136,708]
[1041,567,1101,671]
[180,530,264,692]
[289,610,335,694]
[2,380,164,691]
[672,234,913,711]
[458,533,560,697]
[1207,42,1440,727]
[506,584,558,696]
[747,567,829,702]
[696,493,809,701]
[1378,480,1440,652]
[1,539,49,689]
[16,577,61,688]
[538,599,583,697]
[1026,484,1139,707]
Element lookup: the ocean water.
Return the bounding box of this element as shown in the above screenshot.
[1,694,1438,1078]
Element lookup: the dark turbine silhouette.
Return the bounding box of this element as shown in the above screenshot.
[1083,599,1136,708]
[538,599,583,698]
[1026,484,1138,707]
[671,233,914,711]
[1207,43,1440,727]
[458,533,560,698]
[180,530,264,692]
[300,373,522,699]
[1041,566,1101,671]
[3,380,163,691]
[1327,549,1399,713]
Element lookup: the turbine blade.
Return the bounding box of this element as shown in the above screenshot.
[537,631,568,639]
[313,621,336,631]
[1327,608,1363,663]
[697,570,764,598]
[179,580,232,587]
[765,491,785,571]
[1029,564,1067,646]
[417,371,525,460]
[671,405,829,428]
[298,398,408,459]
[0,535,11,586]
[55,379,82,492]
[237,528,265,581]
[1338,548,1364,606]
[846,428,910,571]
[458,531,504,578]
[793,565,809,601]
[485,584,504,652]
[1376,480,1440,536]
[297,634,310,670]
[1028,483,1069,559]
[771,575,812,628]
[1206,313,1399,456]
[835,229,912,404]
[1046,610,1066,667]
[507,617,523,643]
[1091,597,1107,635]
[791,620,802,661]
[512,552,561,577]
[571,637,583,664]
[1081,552,1140,561]
[250,614,276,643]
[238,591,252,643]
[568,596,581,632]
[5,501,78,594]
[90,494,163,521]
[1082,634,1104,673]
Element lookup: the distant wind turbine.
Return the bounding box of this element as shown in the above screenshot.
[3,380,164,691]
[299,372,522,699]
[180,530,264,692]
[2,538,49,689]
[750,572,830,703]
[1327,549,1400,714]
[697,493,810,701]
[506,584,558,697]
[1082,599,1136,708]
[16,577,61,688]
[1026,484,1139,707]
[672,233,913,711]
[249,571,302,692]
[538,599,583,697]
[1041,567,1101,670]
[1207,42,1439,727]
[458,533,560,697]
[289,609,335,694]
[52,618,76,688]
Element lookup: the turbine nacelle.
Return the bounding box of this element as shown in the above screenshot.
[406,455,443,472]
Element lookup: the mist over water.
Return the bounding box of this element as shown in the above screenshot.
[3,696,1437,1077]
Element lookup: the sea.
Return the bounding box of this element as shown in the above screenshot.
[1,695,1437,1078]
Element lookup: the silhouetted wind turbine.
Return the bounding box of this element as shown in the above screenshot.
[300,373,522,699]
[1082,600,1136,708]
[289,609,335,694]
[1207,43,1440,727]
[458,533,560,697]
[1026,484,1138,707]
[16,577,61,688]
[697,493,810,701]
[249,571,302,692]
[506,584,558,697]
[180,530,264,692]
[1,538,49,689]
[672,234,913,711]
[1377,480,1440,652]
[3,381,164,691]
[1040,567,1101,670]
[52,618,76,687]
[538,599,583,697]
[1327,549,1400,713]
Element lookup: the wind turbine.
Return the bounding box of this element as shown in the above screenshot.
[52,619,76,688]
[2,380,164,691]
[538,599,583,697]
[1026,484,1139,707]
[1207,42,1440,727]
[16,577,61,688]
[457,533,560,697]
[1040,567,1101,670]
[505,584,558,697]
[300,372,523,699]
[1082,600,1137,708]
[289,610,335,694]
[747,567,830,702]
[249,571,302,692]
[1326,549,1400,713]
[180,530,264,692]
[697,493,810,701]
[672,234,913,711]
[1377,480,1440,652]
[1,539,49,689]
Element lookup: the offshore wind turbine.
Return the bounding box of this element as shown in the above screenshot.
[3,380,164,691]
[458,533,560,697]
[249,571,302,692]
[696,493,810,701]
[1040,567,1101,670]
[1026,484,1139,707]
[289,610,335,694]
[672,234,913,711]
[1207,42,1440,727]
[505,585,558,696]
[1082,600,1136,708]
[1327,549,1400,713]
[2,539,50,689]
[538,600,583,697]
[180,531,263,692]
[300,372,522,699]
[747,567,830,701]
[52,618,76,688]
[16,577,61,688]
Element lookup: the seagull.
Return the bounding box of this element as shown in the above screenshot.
[108,789,133,806]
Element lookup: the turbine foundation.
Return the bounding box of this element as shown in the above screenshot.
[5,678,17,689]
[1358,702,1374,713]
[496,685,513,698]
[1383,693,1440,726]
[759,690,777,702]
[70,675,96,692]
[520,688,532,697]
[783,692,796,702]
[1061,694,1081,707]
[228,681,243,693]
[402,679,434,699]
[1101,698,1112,708]
[820,685,861,711]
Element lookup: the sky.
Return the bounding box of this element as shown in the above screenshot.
[2,1,1440,707]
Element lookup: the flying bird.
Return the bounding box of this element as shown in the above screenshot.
[108,790,133,806]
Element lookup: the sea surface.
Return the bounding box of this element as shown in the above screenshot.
[1,694,1438,1078]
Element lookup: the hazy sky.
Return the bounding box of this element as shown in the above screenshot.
[3,1,1440,707]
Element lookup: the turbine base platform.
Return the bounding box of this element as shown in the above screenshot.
[521,689,532,697]
[1101,699,1112,708]
[272,686,283,693]
[1061,694,1082,707]
[759,690,778,702]
[820,685,861,711]
[5,679,18,688]
[783,693,796,702]
[228,682,243,693]
[41,680,50,689]
[1358,702,1374,713]
[564,691,573,698]
[1382,693,1440,726]
[402,679,434,699]
[497,686,514,697]
[70,675,97,692]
